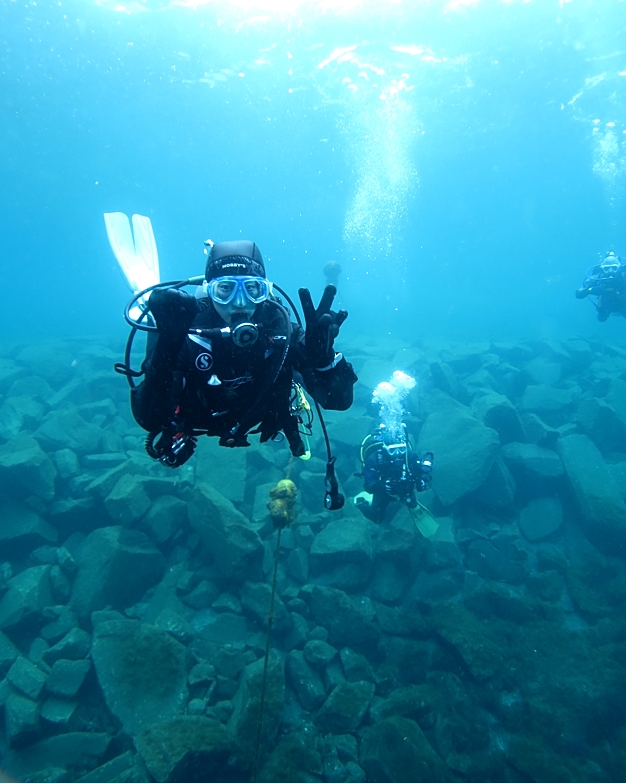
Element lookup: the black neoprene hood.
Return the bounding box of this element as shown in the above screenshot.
[205,240,266,281]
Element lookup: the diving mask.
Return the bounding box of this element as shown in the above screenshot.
[207,275,271,306]
[601,253,621,276]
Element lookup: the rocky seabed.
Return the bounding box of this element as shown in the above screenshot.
[0,335,626,782]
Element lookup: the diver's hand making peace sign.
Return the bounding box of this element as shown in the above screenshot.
[298,285,348,368]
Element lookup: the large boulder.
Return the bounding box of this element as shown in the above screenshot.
[502,442,564,481]
[188,483,263,582]
[471,392,525,444]
[0,631,20,676]
[104,474,151,524]
[70,527,165,620]
[309,518,374,590]
[360,716,449,783]
[302,585,379,656]
[558,434,626,551]
[228,650,284,768]
[465,540,527,584]
[417,407,499,506]
[473,458,516,509]
[257,737,323,783]
[0,566,53,631]
[143,494,188,544]
[519,384,580,418]
[5,692,40,748]
[574,398,626,455]
[0,396,45,441]
[91,619,188,735]
[286,651,327,711]
[0,501,57,555]
[35,407,102,454]
[0,358,27,393]
[315,680,375,734]
[0,435,57,501]
[135,716,231,783]
[519,497,563,542]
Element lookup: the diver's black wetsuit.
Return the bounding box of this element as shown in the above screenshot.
[131,297,357,459]
[357,433,432,524]
[576,261,626,321]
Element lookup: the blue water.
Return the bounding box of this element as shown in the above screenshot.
[1,0,626,343]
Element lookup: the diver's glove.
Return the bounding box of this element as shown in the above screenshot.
[299,285,348,368]
[149,288,198,344]
[575,287,590,300]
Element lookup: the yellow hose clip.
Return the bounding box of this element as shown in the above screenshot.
[294,383,312,460]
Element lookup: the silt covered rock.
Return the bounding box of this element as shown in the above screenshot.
[360,716,449,783]
[315,680,375,734]
[135,716,231,783]
[91,619,188,735]
[228,650,284,769]
[302,585,379,656]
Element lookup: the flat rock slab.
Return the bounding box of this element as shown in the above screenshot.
[91,619,188,736]
[520,384,580,414]
[36,407,102,454]
[502,442,564,478]
[135,717,231,783]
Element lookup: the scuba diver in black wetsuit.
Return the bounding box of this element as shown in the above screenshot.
[353,371,435,529]
[117,239,357,509]
[356,427,433,524]
[576,251,626,322]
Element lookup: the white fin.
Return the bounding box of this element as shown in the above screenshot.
[104,212,160,292]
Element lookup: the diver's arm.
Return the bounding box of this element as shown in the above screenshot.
[295,343,357,411]
[305,359,357,410]
[130,289,199,432]
[130,338,188,432]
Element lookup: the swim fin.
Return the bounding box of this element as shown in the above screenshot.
[104,212,160,292]
[409,501,439,538]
